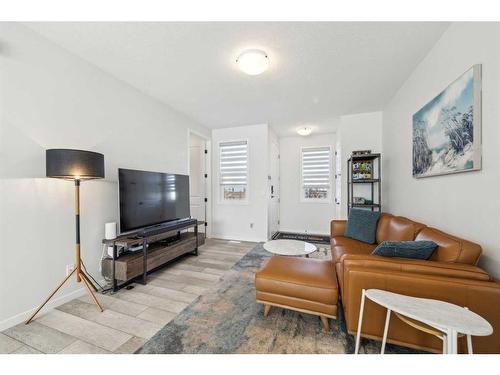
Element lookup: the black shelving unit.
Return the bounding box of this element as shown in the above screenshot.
[347,153,381,214]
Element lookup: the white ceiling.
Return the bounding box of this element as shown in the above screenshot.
[26,22,449,137]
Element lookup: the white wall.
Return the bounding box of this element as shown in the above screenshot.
[0,23,209,329]
[279,133,336,235]
[382,23,500,278]
[338,111,383,218]
[211,124,269,242]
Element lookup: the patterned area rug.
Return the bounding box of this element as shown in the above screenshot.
[137,244,419,354]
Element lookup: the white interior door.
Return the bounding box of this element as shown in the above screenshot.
[268,140,280,238]
[189,133,207,232]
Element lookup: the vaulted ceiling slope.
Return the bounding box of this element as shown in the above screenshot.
[26,22,449,136]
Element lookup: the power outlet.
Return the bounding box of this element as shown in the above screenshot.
[66,264,75,276]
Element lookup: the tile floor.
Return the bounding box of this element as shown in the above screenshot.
[0,238,256,354]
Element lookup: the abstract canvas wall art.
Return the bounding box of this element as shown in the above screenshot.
[413,65,482,178]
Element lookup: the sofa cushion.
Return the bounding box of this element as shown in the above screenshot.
[330,220,347,237]
[341,254,491,281]
[255,256,338,306]
[331,239,376,264]
[344,209,380,244]
[372,240,437,260]
[376,214,426,244]
[415,227,482,265]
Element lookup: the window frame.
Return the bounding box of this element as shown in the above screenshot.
[300,145,333,204]
[217,139,250,205]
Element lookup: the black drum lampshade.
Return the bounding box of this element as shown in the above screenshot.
[46,149,105,180]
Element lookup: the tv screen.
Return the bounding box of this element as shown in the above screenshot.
[119,168,190,233]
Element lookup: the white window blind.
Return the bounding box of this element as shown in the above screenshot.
[219,140,248,186]
[302,146,331,189]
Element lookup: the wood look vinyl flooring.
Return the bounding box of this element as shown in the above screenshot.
[0,238,256,354]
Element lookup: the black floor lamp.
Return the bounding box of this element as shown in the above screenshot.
[26,149,105,324]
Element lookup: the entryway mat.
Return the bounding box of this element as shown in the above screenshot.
[271,231,330,245]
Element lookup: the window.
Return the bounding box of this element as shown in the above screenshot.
[219,140,248,201]
[301,146,332,202]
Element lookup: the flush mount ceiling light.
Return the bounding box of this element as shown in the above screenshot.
[297,127,313,136]
[236,49,269,76]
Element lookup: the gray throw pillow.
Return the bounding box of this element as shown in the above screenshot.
[372,240,437,260]
[344,209,381,244]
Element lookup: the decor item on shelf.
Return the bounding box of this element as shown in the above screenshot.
[347,153,381,214]
[296,126,313,136]
[413,64,482,178]
[105,222,117,240]
[105,222,117,257]
[352,159,373,180]
[26,149,105,324]
[353,197,366,204]
[352,150,372,156]
[236,49,269,76]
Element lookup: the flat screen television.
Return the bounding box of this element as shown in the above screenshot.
[119,168,191,233]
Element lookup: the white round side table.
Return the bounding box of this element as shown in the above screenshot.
[355,289,493,354]
[263,239,317,257]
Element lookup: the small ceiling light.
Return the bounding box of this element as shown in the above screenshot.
[236,49,269,76]
[297,127,313,136]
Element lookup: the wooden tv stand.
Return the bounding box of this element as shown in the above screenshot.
[101,219,205,292]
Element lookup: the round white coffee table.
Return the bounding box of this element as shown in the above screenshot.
[355,289,493,354]
[263,239,317,257]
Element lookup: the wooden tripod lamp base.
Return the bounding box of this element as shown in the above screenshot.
[25,263,103,324]
[26,149,106,324]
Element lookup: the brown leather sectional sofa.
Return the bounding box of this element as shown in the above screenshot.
[332,213,500,353]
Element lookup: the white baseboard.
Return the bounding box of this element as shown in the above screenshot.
[0,278,107,331]
[210,234,266,243]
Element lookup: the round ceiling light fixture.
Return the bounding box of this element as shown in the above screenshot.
[297,127,313,136]
[236,49,270,76]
